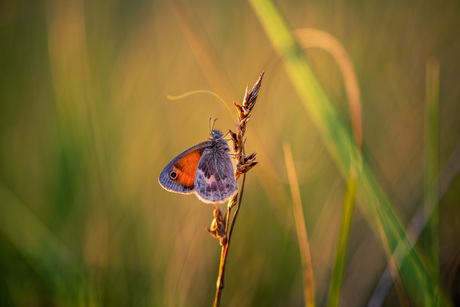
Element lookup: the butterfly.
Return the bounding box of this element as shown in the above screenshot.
[158,128,238,203]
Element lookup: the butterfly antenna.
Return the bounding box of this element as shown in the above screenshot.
[212,118,218,130]
[211,118,219,131]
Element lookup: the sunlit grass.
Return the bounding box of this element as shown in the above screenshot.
[0,0,459,306]
[250,0,453,305]
[284,143,315,307]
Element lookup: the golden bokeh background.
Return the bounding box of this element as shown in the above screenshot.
[0,0,459,306]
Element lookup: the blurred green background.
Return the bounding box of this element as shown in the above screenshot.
[0,0,459,306]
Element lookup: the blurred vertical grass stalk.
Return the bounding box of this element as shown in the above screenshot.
[45,0,106,303]
[249,0,444,305]
[0,0,99,302]
[293,28,363,306]
[283,143,315,307]
[327,172,357,307]
[424,59,440,286]
[46,0,106,196]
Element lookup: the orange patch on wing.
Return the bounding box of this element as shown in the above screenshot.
[173,150,202,189]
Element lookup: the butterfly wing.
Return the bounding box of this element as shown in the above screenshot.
[158,141,212,194]
[194,147,238,203]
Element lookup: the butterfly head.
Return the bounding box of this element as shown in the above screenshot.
[208,118,225,140]
[209,129,224,141]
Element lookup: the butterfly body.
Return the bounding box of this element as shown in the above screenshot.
[159,129,238,203]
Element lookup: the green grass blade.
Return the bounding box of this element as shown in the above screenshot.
[249,0,442,304]
[327,173,357,307]
[284,143,316,307]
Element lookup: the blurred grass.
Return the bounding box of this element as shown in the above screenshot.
[250,0,442,305]
[424,59,440,286]
[284,143,315,307]
[0,0,460,306]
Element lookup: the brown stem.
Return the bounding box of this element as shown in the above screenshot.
[228,173,246,241]
[214,243,229,306]
[213,174,247,307]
